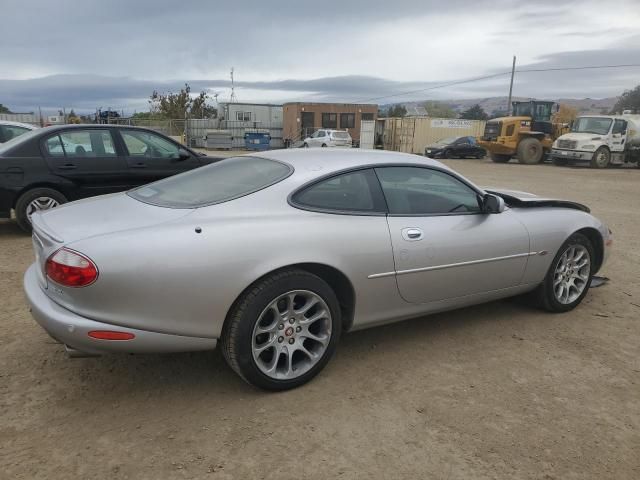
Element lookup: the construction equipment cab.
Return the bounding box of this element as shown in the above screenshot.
[478,100,567,164]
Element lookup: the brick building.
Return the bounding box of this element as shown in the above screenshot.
[283,102,377,146]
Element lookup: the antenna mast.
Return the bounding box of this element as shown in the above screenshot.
[230,67,238,103]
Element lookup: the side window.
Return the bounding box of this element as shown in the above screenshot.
[455,137,469,144]
[121,130,179,158]
[318,130,326,137]
[57,130,116,157]
[468,136,477,145]
[376,167,481,215]
[612,119,627,135]
[44,135,65,157]
[293,169,381,213]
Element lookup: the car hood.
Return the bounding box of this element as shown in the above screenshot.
[32,192,193,244]
[557,132,604,142]
[484,188,590,213]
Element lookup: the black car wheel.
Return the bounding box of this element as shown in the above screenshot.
[15,188,67,233]
[221,269,341,391]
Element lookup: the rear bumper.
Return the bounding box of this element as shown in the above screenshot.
[551,149,592,162]
[24,264,217,355]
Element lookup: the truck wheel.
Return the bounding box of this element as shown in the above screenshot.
[590,147,610,168]
[15,187,67,233]
[517,138,544,164]
[490,153,510,163]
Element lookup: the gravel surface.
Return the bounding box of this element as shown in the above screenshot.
[1,158,638,479]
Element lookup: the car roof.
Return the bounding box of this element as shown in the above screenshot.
[0,120,38,129]
[255,148,448,177]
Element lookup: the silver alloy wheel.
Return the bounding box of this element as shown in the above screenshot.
[252,289,332,380]
[553,245,591,304]
[26,196,60,220]
[594,149,609,167]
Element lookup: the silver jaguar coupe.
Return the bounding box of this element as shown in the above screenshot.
[24,149,612,390]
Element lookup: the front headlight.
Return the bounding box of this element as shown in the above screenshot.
[581,144,596,150]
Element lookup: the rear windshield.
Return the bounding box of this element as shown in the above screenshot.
[331,132,350,139]
[0,128,40,155]
[128,156,292,208]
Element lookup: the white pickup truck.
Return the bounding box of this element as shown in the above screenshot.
[550,113,640,168]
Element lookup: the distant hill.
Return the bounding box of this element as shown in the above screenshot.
[384,96,617,116]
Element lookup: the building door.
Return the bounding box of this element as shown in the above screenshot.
[301,112,315,139]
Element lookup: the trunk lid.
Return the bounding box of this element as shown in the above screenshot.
[31,192,193,245]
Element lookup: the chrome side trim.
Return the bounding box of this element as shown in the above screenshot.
[368,252,537,279]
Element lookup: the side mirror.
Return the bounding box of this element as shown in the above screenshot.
[177,148,191,161]
[483,193,505,214]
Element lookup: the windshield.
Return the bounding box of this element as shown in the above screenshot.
[435,137,457,145]
[0,128,40,154]
[571,117,612,135]
[128,156,292,208]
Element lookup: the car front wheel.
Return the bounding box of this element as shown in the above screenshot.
[221,269,341,390]
[537,233,594,312]
[15,187,67,233]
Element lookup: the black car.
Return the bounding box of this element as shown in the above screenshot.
[424,136,486,159]
[0,124,215,231]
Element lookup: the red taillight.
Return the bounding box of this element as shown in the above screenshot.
[45,248,98,287]
[88,331,135,340]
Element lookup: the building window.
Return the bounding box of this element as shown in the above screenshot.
[322,113,337,128]
[236,111,251,122]
[340,113,355,128]
[361,113,374,121]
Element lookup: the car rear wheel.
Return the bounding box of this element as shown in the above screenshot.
[15,187,67,233]
[321,144,327,148]
[536,233,594,312]
[517,138,544,164]
[490,153,511,163]
[221,269,341,390]
[303,142,309,148]
[590,147,610,168]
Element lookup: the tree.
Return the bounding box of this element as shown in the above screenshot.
[612,85,640,113]
[490,109,508,119]
[422,101,456,118]
[0,103,12,114]
[385,105,407,117]
[460,104,488,120]
[149,83,217,119]
[552,104,578,124]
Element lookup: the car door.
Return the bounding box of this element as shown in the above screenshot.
[119,129,202,185]
[610,119,627,154]
[453,137,471,157]
[42,128,133,199]
[375,166,530,303]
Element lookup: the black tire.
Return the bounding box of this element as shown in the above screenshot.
[536,233,594,313]
[321,143,327,148]
[442,149,452,159]
[15,187,67,233]
[517,137,544,164]
[221,269,342,391]
[303,142,309,148]
[590,146,610,168]
[490,153,511,163]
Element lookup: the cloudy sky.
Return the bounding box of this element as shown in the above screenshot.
[2,0,639,113]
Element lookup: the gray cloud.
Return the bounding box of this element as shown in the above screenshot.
[1,0,639,113]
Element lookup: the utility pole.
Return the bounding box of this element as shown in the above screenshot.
[507,55,516,116]
[230,67,237,103]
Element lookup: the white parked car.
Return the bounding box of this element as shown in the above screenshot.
[0,121,38,143]
[303,129,352,148]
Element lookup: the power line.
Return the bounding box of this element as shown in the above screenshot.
[354,63,640,104]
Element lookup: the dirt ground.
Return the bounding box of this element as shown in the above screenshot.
[1,158,639,479]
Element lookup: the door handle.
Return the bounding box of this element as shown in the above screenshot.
[402,227,424,241]
[58,163,77,170]
[130,163,147,168]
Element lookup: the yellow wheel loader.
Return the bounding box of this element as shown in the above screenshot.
[478,101,569,164]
